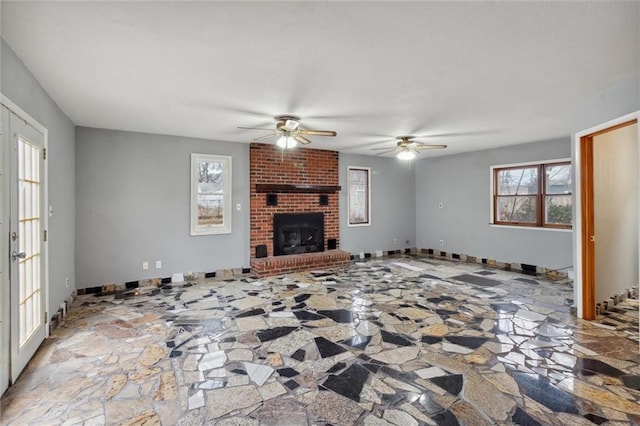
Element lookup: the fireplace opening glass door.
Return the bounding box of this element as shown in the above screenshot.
[274,213,324,256]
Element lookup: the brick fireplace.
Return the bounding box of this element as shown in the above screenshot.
[249,143,350,276]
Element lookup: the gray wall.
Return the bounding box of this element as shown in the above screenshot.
[75,127,250,288]
[1,39,76,313]
[415,138,572,270]
[339,153,416,254]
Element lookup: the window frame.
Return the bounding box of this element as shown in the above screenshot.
[491,159,572,229]
[347,166,371,227]
[190,153,232,236]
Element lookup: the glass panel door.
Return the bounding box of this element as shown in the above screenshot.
[9,110,45,382]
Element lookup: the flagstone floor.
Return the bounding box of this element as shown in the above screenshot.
[1,255,639,425]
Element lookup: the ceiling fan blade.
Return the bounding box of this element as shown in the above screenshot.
[371,146,398,151]
[415,144,447,150]
[416,130,497,138]
[299,130,337,137]
[237,126,274,131]
[294,135,312,145]
[253,132,277,142]
[374,149,398,156]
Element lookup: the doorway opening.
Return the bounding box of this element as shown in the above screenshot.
[575,113,639,320]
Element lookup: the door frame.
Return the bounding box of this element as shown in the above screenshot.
[573,111,639,319]
[0,94,49,393]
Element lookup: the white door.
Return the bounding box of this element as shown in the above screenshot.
[8,109,46,382]
[0,106,6,393]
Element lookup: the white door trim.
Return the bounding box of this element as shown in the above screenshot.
[572,110,639,319]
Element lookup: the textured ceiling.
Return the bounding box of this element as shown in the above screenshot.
[1,1,638,157]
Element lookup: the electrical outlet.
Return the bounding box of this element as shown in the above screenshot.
[65,277,69,288]
[155,260,162,269]
[394,238,398,245]
[439,240,444,245]
[438,202,443,209]
[142,261,149,270]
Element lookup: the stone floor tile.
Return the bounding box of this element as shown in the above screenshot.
[2,255,639,426]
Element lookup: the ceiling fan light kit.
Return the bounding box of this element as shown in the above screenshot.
[397,150,416,160]
[276,135,297,149]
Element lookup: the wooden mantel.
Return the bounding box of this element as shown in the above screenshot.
[255,183,341,193]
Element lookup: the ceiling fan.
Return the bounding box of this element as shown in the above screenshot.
[238,115,337,148]
[372,136,447,160]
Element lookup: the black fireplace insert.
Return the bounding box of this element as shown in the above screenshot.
[273,212,324,256]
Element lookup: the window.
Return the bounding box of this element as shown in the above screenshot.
[348,167,370,226]
[493,161,572,228]
[191,154,232,235]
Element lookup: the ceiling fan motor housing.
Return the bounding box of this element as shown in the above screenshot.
[275,115,300,132]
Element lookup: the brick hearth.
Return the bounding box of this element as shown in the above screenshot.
[250,143,345,276]
[250,250,351,277]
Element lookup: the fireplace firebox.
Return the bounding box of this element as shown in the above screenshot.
[273,212,324,256]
